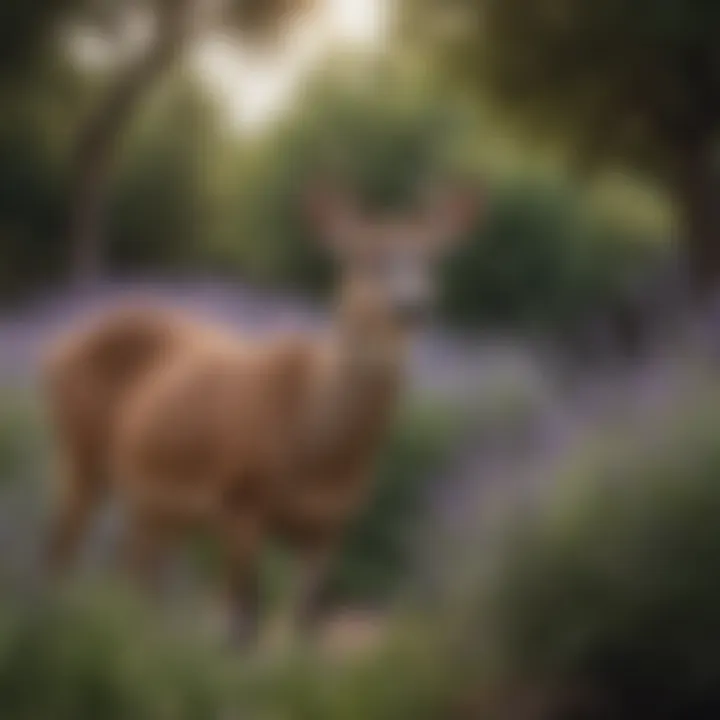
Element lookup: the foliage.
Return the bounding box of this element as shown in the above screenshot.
[224,0,318,44]
[413,0,720,180]
[0,34,664,332]
[407,0,720,289]
[107,70,228,273]
[0,588,237,720]
[0,0,75,79]
[329,400,461,604]
[1,0,320,284]
[441,177,657,333]
[241,630,451,720]
[220,62,472,295]
[0,585,449,720]
[216,66,659,333]
[453,370,720,719]
[0,55,87,300]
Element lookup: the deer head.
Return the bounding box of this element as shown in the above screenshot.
[304,179,483,343]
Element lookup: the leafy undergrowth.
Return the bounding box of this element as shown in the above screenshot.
[443,367,720,720]
[0,587,232,720]
[0,584,448,720]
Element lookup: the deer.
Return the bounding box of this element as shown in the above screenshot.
[42,180,481,647]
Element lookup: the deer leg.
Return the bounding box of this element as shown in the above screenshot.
[225,548,262,649]
[219,504,265,650]
[119,506,174,599]
[287,545,336,643]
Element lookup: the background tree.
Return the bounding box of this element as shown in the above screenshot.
[406,0,720,303]
[220,59,473,293]
[0,8,88,300]
[0,0,75,81]
[107,70,228,274]
[15,0,316,286]
[212,60,652,344]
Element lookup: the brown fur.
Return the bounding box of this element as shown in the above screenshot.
[43,302,402,642]
[43,183,480,644]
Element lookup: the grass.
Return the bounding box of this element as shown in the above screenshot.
[0,581,454,720]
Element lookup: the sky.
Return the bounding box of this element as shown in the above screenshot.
[197,0,388,132]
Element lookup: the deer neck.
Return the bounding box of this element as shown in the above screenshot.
[301,317,406,464]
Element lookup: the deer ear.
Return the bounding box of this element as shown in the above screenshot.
[419,181,484,251]
[303,181,361,253]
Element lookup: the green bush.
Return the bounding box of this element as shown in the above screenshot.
[0,588,236,720]
[453,371,720,719]
[219,64,466,297]
[0,586,447,720]
[239,628,451,720]
[441,177,658,334]
[223,81,659,333]
[328,401,461,605]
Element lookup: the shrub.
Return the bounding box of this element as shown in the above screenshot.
[328,400,462,605]
[0,588,235,720]
[239,627,451,720]
[220,64,466,298]
[0,586,450,720]
[452,369,720,719]
[229,111,660,334]
[441,177,659,335]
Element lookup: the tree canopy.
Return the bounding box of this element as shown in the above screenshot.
[410,0,720,294]
[1,0,319,285]
[415,0,720,178]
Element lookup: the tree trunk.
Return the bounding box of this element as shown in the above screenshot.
[68,0,194,288]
